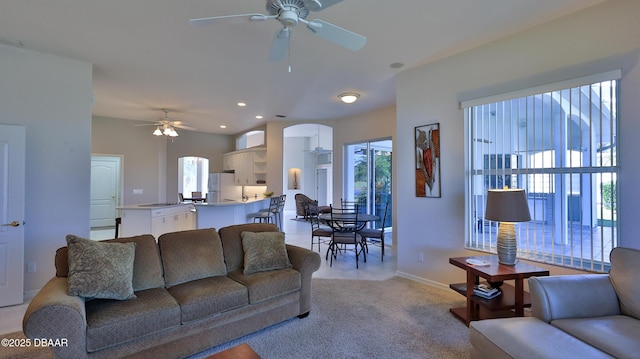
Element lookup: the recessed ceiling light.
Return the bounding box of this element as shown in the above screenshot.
[255,115,263,119]
[237,102,246,107]
[220,125,227,129]
[338,92,360,104]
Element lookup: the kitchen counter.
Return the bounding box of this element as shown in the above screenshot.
[194,197,269,207]
[118,202,191,210]
[118,203,196,238]
[194,197,270,230]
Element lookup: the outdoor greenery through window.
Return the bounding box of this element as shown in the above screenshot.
[464,72,619,272]
[344,140,392,230]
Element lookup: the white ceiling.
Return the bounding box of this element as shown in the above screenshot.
[0,0,607,135]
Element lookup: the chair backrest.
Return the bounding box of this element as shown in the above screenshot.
[305,202,321,230]
[379,201,390,229]
[277,194,286,212]
[330,203,362,232]
[192,191,202,198]
[268,196,279,212]
[295,193,316,216]
[178,193,184,202]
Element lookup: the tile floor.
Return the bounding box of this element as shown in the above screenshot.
[0,210,396,335]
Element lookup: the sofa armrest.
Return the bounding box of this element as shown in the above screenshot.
[23,277,88,359]
[286,244,321,315]
[529,274,620,323]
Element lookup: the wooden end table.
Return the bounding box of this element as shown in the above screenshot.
[449,255,549,326]
[205,343,260,359]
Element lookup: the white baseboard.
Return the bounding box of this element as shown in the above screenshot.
[395,271,451,290]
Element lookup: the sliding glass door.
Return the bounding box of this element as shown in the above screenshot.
[344,139,392,230]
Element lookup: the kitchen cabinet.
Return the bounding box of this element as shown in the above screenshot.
[223,147,267,186]
[120,204,196,239]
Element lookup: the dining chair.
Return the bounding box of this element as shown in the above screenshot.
[306,202,332,252]
[326,204,367,268]
[178,193,184,202]
[247,196,279,225]
[358,201,389,261]
[340,198,360,211]
[191,191,205,202]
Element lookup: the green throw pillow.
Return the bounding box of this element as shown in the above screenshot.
[241,231,292,275]
[66,235,137,300]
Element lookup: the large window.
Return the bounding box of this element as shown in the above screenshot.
[464,72,619,272]
[178,156,209,199]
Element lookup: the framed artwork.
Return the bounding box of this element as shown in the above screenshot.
[415,123,441,197]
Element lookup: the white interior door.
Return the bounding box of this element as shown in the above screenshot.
[90,156,120,228]
[0,125,26,307]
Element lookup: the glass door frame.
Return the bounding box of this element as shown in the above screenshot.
[343,138,392,230]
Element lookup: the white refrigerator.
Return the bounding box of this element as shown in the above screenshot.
[208,173,242,202]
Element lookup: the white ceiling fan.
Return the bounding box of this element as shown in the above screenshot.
[136,109,195,137]
[304,124,332,154]
[189,0,367,62]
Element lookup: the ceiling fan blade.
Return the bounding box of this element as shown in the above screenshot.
[269,28,290,62]
[306,19,366,51]
[189,13,270,26]
[303,0,344,12]
[173,123,195,131]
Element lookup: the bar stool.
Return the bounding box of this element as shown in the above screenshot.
[247,197,279,225]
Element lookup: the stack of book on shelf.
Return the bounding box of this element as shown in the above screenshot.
[474,283,501,299]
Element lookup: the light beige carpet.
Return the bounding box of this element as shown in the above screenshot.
[3,277,471,359]
[191,277,471,359]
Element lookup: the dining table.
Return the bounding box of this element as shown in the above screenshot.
[318,212,380,230]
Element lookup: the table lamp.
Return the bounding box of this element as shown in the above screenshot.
[484,188,531,265]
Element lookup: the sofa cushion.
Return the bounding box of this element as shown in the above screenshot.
[167,276,249,323]
[609,247,640,320]
[552,315,640,359]
[56,234,165,292]
[159,229,227,287]
[219,223,280,272]
[228,268,300,304]
[85,287,181,352]
[470,317,614,359]
[241,231,292,275]
[66,235,136,300]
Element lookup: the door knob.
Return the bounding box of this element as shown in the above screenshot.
[2,221,20,227]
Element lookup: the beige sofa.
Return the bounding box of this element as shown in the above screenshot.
[23,223,321,359]
[469,247,640,359]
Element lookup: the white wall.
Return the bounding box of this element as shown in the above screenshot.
[396,0,640,286]
[93,116,168,205]
[0,44,93,294]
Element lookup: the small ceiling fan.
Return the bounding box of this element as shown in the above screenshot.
[304,124,332,154]
[189,0,367,62]
[136,109,194,137]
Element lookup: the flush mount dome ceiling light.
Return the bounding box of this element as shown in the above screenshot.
[338,92,360,104]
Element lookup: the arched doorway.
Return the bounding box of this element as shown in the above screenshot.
[282,124,333,211]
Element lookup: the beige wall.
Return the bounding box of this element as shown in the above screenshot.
[92,116,236,205]
[0,44,93,295]
[395,0,640,287]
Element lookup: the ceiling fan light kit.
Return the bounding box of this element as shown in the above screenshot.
[140,109,192,138]
[338,92,359,104]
